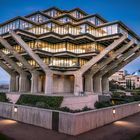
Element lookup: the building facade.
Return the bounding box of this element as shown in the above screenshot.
[110,70,140,89]
[109,70,127,88]
[0,7,140,95]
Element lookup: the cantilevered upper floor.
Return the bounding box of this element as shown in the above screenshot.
[0,7,140,72]
[0,7,139,42]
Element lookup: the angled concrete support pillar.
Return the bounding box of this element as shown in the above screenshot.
[78,35,127,74]
[45,73,53,95]
[0,36,33,71]
[10,30,53,94]
[104,48,140,83]
[84,75,93,93]
[102,76,110,94]
[19,73,30,92]
[10,30,49,71]
[88,40,134,77]
[0,59,18,92]
[93,76,102,94]
[31,72,39,93]
[74,73,83,96]
[100,44,140,94]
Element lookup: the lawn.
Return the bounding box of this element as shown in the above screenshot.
[0,132,14,140]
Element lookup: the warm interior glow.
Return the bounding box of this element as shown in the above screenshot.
[14,107,18,113]
[113,109,116,114]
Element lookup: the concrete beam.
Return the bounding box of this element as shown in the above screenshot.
[9,30,50,73]
[101,45,140,94]
[77,35,127,74]
[0,60,18,92]
[84,40,134,93]
[0,36,33,71]
[0,60,14,75]
[97,45,140,77]
[10,30,54,94]
[88,40,134,76]
[92,44,139,94]
[0,36,41,93]
[0,50,25,74]
[0,50,30,92]
[105,49,140,78]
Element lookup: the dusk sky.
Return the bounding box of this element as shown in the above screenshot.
[0,0,140,83]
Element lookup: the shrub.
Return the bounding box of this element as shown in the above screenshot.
[16,94,63,109]
[58,106,92,113]
[94,101,113,109]
[0,93,9,102]
[111,92,126,98]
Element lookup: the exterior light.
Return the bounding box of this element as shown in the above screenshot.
[14,106,18,113]
[138,104,140,107]
[113,108,116,114]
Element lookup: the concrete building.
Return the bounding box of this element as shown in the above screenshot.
[110,70,140,89]
[109,70,127,88]
[0,7,140,95]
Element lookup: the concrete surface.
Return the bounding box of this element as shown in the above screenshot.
[0,113,140,140]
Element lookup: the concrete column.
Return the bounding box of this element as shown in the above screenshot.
[45,73,53,95]
[9,74,17,92]
[84,75,93,93]
[102,76,110,94]
[16,75,19,91]
[74,73,83,96]
[19,73,30,92]
[31,72,39,93]
[38,76,43,93]
[93,76,102,94]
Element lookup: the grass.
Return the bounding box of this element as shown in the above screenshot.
[0,132,14,140]
[133,134,140,140]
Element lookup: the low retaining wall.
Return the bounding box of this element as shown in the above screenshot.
[59,102,140,135]
[0,101,140,136]
[0,102,52,129]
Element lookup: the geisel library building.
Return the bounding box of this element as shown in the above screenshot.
[0,7,140,97]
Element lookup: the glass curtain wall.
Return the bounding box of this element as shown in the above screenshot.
[0,41,105,54]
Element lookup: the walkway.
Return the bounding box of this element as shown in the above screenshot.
[0,113,140,140]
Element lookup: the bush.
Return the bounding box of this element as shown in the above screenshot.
[16,94,63,109]
[0,93,9,102]
[58,106,92,113]
[94,101,113,109]
[111,92,126,98]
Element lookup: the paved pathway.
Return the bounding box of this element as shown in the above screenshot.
[0,113,140,140]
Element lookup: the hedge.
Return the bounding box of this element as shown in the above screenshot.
[0,93,9,102]
[16,94,63,109]
[95,95,140,109]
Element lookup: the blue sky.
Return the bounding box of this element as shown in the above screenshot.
[0,0,140,83]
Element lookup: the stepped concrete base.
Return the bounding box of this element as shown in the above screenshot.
[6,93,99,109]
[61,94,99,110]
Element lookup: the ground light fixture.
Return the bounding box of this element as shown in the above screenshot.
[14,106,18,113]
[113,108,116,114]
